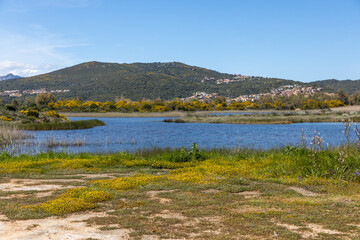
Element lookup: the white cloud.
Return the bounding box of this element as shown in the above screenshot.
[0,61,55,77]
[0,25,90,76]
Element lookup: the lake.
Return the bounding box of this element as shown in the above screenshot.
[10,117,355,154]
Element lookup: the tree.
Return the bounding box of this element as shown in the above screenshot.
[35,93,56,106]
[350,91,360,105]
[337,89,349,105]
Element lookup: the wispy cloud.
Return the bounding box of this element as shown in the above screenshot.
[0,24,90,76]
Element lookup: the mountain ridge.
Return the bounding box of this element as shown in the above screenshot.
[0,61,358,101]
[0,73,22,81]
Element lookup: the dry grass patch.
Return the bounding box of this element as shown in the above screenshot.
[288,186,322,197]
[235,191,261,199]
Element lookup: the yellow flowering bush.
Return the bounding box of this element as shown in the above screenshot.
[0,116,12,121]
[44,110,69,121]
[151,105,167,112]
[18,109,39,118]
[18,110,27,115]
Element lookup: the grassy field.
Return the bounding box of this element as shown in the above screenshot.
[164,111,360,124]
[0,144,360,239]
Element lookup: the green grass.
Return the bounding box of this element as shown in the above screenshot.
[15,119,105,130]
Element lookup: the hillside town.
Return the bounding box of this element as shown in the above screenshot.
[0,89,70,97]
[184,85,331,102]
[201,75,254,84]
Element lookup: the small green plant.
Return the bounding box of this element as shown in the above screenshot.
[169,143,204,162]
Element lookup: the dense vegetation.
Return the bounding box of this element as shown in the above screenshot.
[45,94,345,112]
[0,99,104,130]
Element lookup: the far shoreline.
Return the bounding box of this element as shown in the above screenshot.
[61,109,305,118]
[60,106,360,118]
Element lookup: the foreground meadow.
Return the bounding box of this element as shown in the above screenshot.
[0,143,360,240]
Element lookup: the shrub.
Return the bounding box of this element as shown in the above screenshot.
[0,116,12,121]
[169,143,204,162]
[35,93,55,106]
[5,105,17,111]
[19,110,39,118]
[45,110,69,121]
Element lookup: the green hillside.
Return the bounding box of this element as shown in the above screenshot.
[310,79,360,94]
[0,61,300,101]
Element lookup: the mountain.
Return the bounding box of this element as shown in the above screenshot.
[0,73,22,81]
[309,79,360,94]
[0,61,300,101]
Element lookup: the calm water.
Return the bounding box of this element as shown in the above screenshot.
[11,117,354,154]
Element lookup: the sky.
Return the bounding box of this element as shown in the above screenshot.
[0,0,359,82]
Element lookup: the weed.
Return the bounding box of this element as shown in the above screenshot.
[169,143,204,162]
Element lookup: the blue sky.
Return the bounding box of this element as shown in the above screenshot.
[0,0,359,82]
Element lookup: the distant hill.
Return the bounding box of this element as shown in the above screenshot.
[0,73,21,81]
[0,61,300,101]
[309,79,360,94]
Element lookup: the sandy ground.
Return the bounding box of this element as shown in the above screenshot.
[0,212,132,240]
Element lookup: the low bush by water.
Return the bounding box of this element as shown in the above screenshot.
[16,119,105,130]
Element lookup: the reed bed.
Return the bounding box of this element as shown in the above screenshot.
[45,136,86,148]
[0,124,31,145]
[16,119,105,130]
